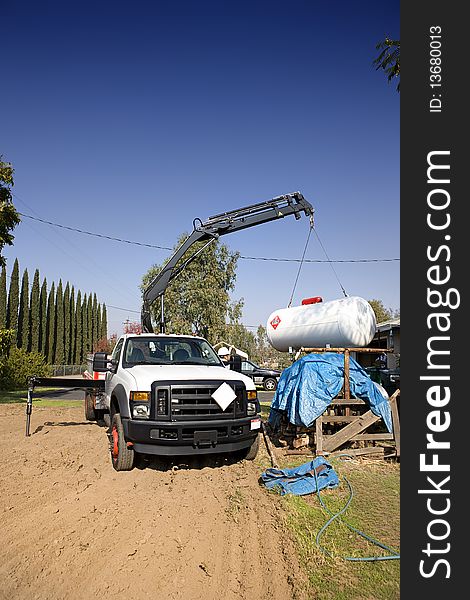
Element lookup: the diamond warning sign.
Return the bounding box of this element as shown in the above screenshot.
[270,315,281,329]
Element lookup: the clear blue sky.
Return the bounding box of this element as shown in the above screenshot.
[2,1,399,336]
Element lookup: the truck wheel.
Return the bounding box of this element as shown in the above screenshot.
[244,434,260,461]
[110,413,134,471]
[263,378,277,391]
[85,392,97,421]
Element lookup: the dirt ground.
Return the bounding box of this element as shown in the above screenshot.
[0,404,308,600]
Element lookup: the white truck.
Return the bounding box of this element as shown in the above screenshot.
[92,333,262,470]
[33,193,313,470]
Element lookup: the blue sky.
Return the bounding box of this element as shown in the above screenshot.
[2,2,399,336]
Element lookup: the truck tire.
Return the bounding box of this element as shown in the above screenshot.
[85,392,97,421]
[244,434,260,461]
[110,413,134,471]
[263,377,277,391]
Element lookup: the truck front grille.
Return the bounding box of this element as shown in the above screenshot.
[151,380,245,421]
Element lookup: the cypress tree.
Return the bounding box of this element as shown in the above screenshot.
[64,282,70,364]
[82,293,88,358]
[39,278,47,355]
[70,286,75,364]
[46,282,55,363]
[0,265,7,329]
[92,293,98,352]
[6,257,19,332]
[55,280,64,365]
[29,269,40,352]
[97,302,102,345]
[87,294,92,354]
[101,303,108,340]
[74,290,82,364]
[17,268,29,349]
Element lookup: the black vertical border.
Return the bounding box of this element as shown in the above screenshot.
[401,2,465,596]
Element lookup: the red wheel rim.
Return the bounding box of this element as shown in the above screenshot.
[112,425,119,461]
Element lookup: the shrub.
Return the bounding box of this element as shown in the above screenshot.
[0,329,15,357]
[0,347,52,390]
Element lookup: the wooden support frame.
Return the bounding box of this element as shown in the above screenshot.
[293,347,400,458]
[314,390,400,457]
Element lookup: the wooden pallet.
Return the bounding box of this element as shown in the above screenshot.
[315,389,400,457]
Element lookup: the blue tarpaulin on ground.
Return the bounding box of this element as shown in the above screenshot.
[261,457,339,496]
[268,353,393,432]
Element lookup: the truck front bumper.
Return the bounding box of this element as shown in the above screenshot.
[122,416,261,456]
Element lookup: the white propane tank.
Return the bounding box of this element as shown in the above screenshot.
[266,296,376,351]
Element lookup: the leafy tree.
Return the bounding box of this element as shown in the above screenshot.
[373,37,400,91]
[94,332,116,354]
[6,257,19,332]
[142,235,241,344]
[0,157,21,267]
[39,278,47,355]
[254,324,292,369]
[17,268,29,349]
[29,269,40,352]
[54,280,64,364]
[368,299,399,323]
[1,347,51,390]
[123,320,142,335]
[74,290,82,364]
[45,282,55,362]
[0,265,6,329]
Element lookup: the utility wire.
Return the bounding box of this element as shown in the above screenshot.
[287,220,313,308]
[18,212,173,251]
[18,211,399,264]
[313,227,348,297]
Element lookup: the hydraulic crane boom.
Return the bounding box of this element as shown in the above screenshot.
[141,191,314,333]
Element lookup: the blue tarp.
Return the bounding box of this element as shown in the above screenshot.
[268,353,393,432]
[261,457,339,496]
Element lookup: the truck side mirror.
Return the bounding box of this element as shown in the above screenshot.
[93,352,110,372]
[230,354,242,373]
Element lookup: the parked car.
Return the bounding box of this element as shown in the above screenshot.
[241,360,281,391]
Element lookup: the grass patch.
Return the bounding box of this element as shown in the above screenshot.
[259,400,271,420]
[226,487,246,523]
[0,388,83,408]
[278,458,400,599]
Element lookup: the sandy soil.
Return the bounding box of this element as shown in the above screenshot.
[0,404,307,600]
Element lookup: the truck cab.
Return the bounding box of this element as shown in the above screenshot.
[94,334,261,470]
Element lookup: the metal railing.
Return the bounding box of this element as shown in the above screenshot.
[50,364,86,377]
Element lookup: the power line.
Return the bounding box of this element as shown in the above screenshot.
[18,212,173,251]
[18,211,399,264]
[107,304,140,313]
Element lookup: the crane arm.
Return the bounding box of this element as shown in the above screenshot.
[141,191,314,332]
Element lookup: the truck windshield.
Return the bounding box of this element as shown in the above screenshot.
[122,337,223,368]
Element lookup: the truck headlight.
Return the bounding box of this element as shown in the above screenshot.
[132,404,150,419]
[130,392,150,419]
[247,402,257,416]
[247,390,258,416]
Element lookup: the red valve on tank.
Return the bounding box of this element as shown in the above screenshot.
[301,296,323,305]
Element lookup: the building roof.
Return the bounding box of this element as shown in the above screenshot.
[376,317,400,332]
